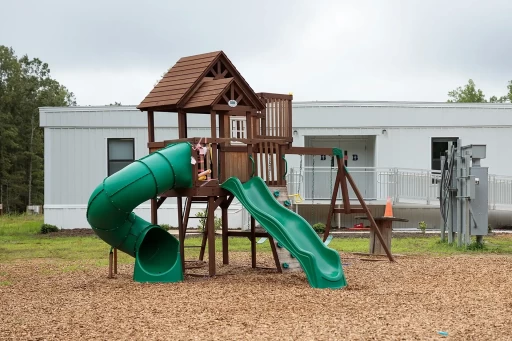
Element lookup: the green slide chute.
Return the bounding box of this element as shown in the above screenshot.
[86,142,193,283]
[221,176,347,289]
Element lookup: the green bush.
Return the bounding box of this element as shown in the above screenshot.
[312,222,326,234]
[196,210,222,231]
[160,224,171,231]
[40,224,59,234]
[418,221,427,234]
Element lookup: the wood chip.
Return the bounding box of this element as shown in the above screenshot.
[1,252,512,340]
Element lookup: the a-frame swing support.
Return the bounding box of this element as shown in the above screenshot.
[323,154,395,262]
[285,148,395,262]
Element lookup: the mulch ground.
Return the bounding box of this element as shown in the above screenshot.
[1,252,512,340]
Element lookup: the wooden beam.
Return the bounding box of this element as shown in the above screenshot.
[178,110,187,138]
[345,168,395,262]
[148,137,290,150]
[212,104,255,112]
[268,236,282,273]
[156,196,167,209]
[286,147,336,156]
[334,208,366,214]
[225,231,269,238]
[162,186,230,198]
[257,92,293,100]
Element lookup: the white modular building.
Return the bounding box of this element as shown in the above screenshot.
[39,101,512,230]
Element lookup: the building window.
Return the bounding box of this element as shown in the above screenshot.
[431,137,458,171]
[230,117,247,144]
[107,138,135,176]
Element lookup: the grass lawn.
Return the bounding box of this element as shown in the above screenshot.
[1,214,512,267]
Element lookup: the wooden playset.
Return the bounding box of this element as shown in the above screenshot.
[126,51,394,278]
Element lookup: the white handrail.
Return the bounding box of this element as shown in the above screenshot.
[286,166,512,209]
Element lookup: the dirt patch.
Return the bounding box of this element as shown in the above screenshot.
[1,252,512,340]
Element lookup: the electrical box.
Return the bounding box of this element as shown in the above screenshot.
[469,166,489,236]
[469,144,487,159]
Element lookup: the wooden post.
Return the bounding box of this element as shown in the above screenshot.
[207,196,216,276]
[108,251,113,279]
[113,248,118,274]
[218,113,226,182]
[210,111,218,179]
[147,111,158,225]
[369,220,393,255]
[323,157,342,241]
[177,196,185,272]
[178,110,187,138]
[250,216,256,268]
[246,111,254,180]
[268,236,283,273]
[222,206,229,265]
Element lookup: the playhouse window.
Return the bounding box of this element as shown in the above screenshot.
[107,138,135,176]
[230,117,247,144]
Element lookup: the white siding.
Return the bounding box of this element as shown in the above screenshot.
[287,126,512,174]
[40,102,512,229]
[43,204,245,230]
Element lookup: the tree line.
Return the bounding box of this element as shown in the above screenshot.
[447,79,512,103]
[0,44,510,213]
[0,45,75,213]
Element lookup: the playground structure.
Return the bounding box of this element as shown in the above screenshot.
[439,140,489,246]
[86,51,394,289]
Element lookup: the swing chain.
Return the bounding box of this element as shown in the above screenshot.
[311,155,315,203]
[297,155,303,196]
[330,156,335,195]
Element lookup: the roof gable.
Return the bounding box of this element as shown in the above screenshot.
[137,51,265,112]
[183,77,264,111]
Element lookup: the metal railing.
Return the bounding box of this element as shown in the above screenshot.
[286,166,512,210]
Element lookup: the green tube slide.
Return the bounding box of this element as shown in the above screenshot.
[86,142,193,283]
[221,176,347,289]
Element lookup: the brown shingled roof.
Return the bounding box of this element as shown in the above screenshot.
[136,51,265,112]
[183,78,232,109]
[137,51,221,110]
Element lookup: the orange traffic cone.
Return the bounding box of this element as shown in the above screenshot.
[384,197,393,217]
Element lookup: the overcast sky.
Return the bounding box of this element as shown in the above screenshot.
[2,0,511,105]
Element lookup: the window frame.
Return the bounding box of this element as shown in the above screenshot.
[107,138,135,176]
[431,137,458,171]
[229,116,247,145]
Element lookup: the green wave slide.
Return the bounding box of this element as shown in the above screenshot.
[221,176,347,289]
[86,142,193,283]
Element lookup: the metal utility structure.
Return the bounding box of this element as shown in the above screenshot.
[439,140,489,246]
[93,50,394,285]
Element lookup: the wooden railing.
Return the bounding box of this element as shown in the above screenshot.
[253,141,287,186]
[256,93,293,140]
[148,137,289,186]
